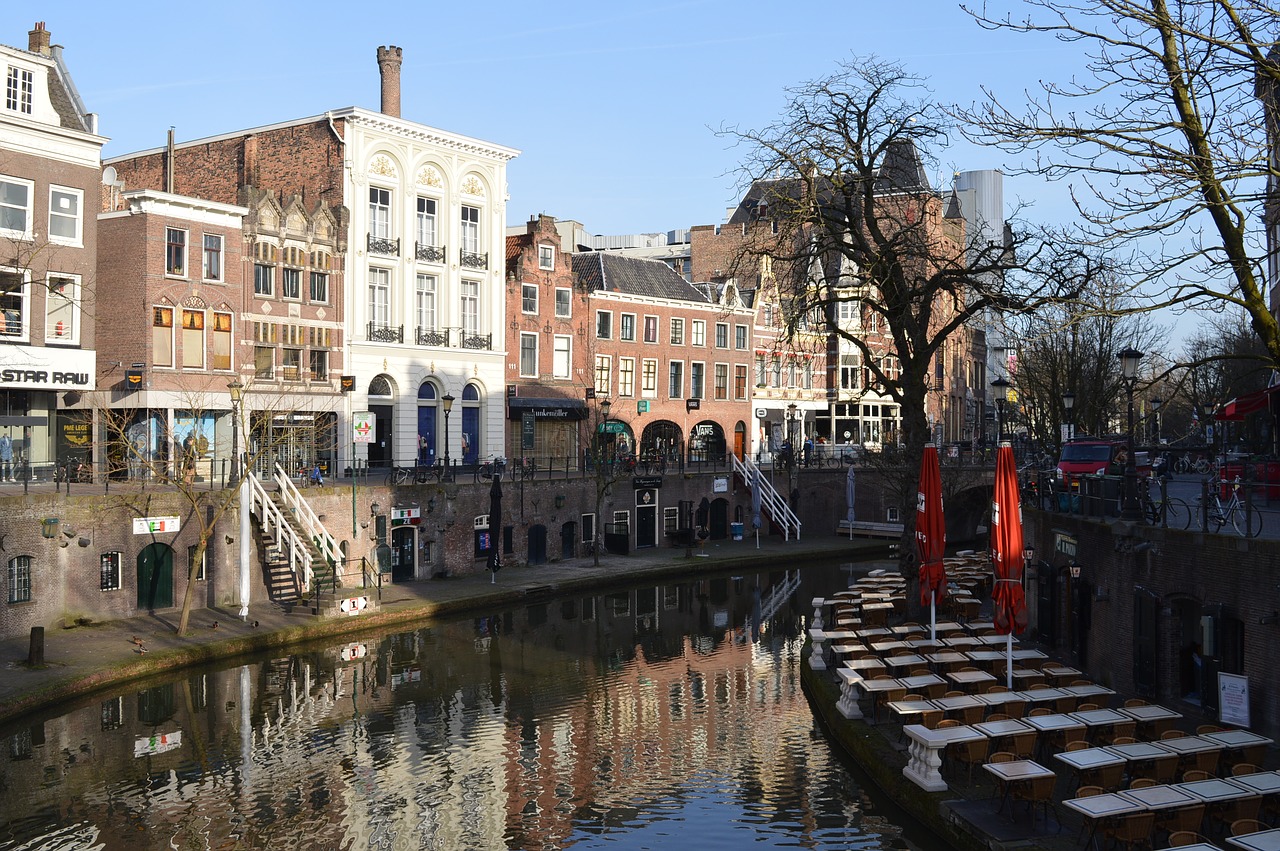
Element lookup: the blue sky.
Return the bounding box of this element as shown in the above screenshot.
[8,1,1086,237]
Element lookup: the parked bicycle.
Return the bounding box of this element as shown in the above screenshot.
[508,456,538,481]
[386,462,444,486]
[1140,477,1190,530]
[55,457,93,484]
[1194,478,1262,537]
[1173,453,1213,476]
[475,457,507,481]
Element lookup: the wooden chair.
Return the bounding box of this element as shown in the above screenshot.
[1101,811,1155,851]
[1188,748,1220,777]
[1006,731,1037,760]
[1097,720,1136,746]
[1070,679,1092,686]
[1012,773,1058,826]
[986,713,1011,722]
[1232,763,1260,776]
[944,690,965,698]
[1075,785,1105,797]
[1080,762,1125,792]
[1197,724,1224,735]
[1155,803,1205,838]
[903,693,925,701]
[919,709,944,730]
[988,750,1016,763]
[958,704,985,726]
[1076,702,1100,712]
[1123,698,1148,707]
[1232,818,1268,837]
[1161,729,1189,740]
[950,736,990,781]
[1028,707,1052,717]
[1145,755,1179,784]
[1213,795,1262,832]
[1053,695,1079,714]
[1064,740,1090,752]
[1129,777,1156,789]
[1002,700,1026,720]
[1110,736,1138,746]
[1165,831,1208,847]
[1182,769,1211,783]
[936,719,960,729]
[985,684,1010,694]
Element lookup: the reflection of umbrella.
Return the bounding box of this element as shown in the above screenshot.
[751,465,763,548]
[991,441,1028,688]
[488,472,502,583]
[845,465,857,540]
[916,444,947,641]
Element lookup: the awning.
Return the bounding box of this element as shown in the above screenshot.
[1215,386,1279,421]
[506,397,587,421]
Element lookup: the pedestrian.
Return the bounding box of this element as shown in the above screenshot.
[0,433,11,482]
[182,434,196,485]
[803,437,813,468]
[309,462,324,487]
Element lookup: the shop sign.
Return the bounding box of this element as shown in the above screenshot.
[694,424,716,436]
[134,731,181,758]
[0,345,95,391]
[133,516,180,535]
[391,507,421,527]
[713,476,729,493]
[686,398,700,412]
[522,412,535,450]
[353,412,374,444]
[632,476,662,489]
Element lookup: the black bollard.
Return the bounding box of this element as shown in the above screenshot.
[27,626,44,666]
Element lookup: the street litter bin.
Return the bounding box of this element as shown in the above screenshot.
[731,522,744,541]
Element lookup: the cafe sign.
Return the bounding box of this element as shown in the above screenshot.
[133,516,181,535]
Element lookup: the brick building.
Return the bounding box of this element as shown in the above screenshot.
[0,23,104,482]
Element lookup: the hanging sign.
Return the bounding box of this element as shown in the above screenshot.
[353,412,374,444]
[133,516,180,535]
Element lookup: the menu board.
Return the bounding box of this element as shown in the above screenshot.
[1218,672,1251,728]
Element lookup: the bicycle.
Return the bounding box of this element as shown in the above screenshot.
[386,462,444,486]
[1194,479,1263,537]
[55,458,93,484]
[1174,454,1213,476]
[509,456,537,481]
[475,457,507,481]
[1139,478,1190,530]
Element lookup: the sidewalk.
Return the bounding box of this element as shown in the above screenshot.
[0,532,888,727]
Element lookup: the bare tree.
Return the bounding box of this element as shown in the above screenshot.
[959,0,1280,367]
[718,56,1097,577]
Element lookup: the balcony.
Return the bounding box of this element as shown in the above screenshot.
[367,322,404,344]
[416,242,446,264]
[459,331,493,350]
[459,249,488,270]
[416,327,449,347]
[367,234,400,257]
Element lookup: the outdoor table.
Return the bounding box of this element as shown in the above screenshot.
[884,654,929,673]
[947,669,997,688]
[966,650,1008,668]
[1229,770,1280,797]
[890,624,926,635]
[829,642,866,660]
[1055,746,1125,789]
[871,640,911,653]
[902,723,985,792]
[1228,827,1280,851]
[1010,648,1049,664]
[942,636,983,649]
[897,673,946,695]
[925,651,970,670]
[1024,713,1087,734]
[1041,664,1082,683]
[976,692,1028,713]
[1178,777,1258,804]
[887,699,936,724]
[854,627,893,639]
[906,638,947,651]
[842,658,887,675]
[965,620,995,632]
[1071,708,1131,740]
[855,677,908,723]
[1119,704,1182,724]
[974,718,1034,740]
[932,694,985,714]
[1202,728,1274,752]
[1166,845,1221,851]
[1156,735,1222,757]
[1107,741,1173,761]
[1063,791,1146,850]
[1008,667,1047,688]
[984,759,1054,815]
[976,634,1014,646]
[952,596,982,620]
[1121,783,1200,811]
[1015,687,1068,705]
[1061,683,1117,699]
[833,616,862,629]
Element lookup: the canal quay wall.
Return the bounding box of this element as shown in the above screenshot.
[1022,507,1280,739]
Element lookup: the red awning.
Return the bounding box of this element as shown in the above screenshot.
[1216,386,1279,421]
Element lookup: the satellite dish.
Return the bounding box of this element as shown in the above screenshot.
[102,166,117,185]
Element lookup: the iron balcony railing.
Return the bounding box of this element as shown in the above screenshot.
[416,242,446,264]
[459,331,492,350]
[416,327,449,347]
[460,249,488,270]
[367,234,400,256]
[367,322,404,343]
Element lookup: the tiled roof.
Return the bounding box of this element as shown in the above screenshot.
[572,252,711,303]
[506,234,528,264]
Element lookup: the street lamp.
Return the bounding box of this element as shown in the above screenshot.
[228,380,243,482]
[1150,396,1163,446]
[1062,390,1075,442]
[1118,347,1143,521]
[600,398,612,463]
[991,377,1011,442]
[442,393,455,481]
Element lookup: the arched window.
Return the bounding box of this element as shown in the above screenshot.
[417,382,438,463]
[460,383,481,464]
[368,375,392,397]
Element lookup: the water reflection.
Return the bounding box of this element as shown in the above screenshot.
[0,561,931,851]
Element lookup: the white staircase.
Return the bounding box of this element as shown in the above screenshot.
[758,570,801,623]
[271,462,341,571]
[733,454,801,541]
[246,468,314,600]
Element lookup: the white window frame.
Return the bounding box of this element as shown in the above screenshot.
[254,345,274,379]
[594,355,612,396]
[254,263,274,297]
[6,67,34,115]
[44,275,79,345]
[368,267,391,328]
[641,358,658,398]
[202,233,224,282]
[0,175,32,240]
[153,305,174,368]
[538,244,555,270]
[281,266,302,300]
[415,273,437,331]
[47,186,82,246]
[715,322,729,348]
[309,270,329,304]
[461,205,480,254]
[619,357,636,397]
[690,362,705,399]
[165,227,188,278]
[668,360,684,399]
[416,196,438,247]
[596,310,612,339]
[369,186,392,240]
[211,311,232,371]
[735,324,748,350]
[714,362,729,400]
[553,335,572,379]
[620,313,637,342]
[181,308,206,370]
[460,280,480,334]
[554,287,571,318]
[519,333,539,377]
[734,364,748,400]
[643,315,658,344]
[281,347,302,381]
[0,269,29,343]
[691,320,706,347]
[670,317,685,345]
[522,283,538,314]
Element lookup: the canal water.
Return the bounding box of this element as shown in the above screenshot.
[0,561,948,851]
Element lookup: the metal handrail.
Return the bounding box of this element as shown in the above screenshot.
[273,462,341,571]
[733,453,801,541]
[245,468,314,594]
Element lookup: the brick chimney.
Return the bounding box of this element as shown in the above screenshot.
[377,45,403,118]
[28,22,51,56]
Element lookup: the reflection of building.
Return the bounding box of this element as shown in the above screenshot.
[106,45,517,474]
[0,24,103,476]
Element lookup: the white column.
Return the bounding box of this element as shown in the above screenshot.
[808,628,827,671]
[903,726,952,792]
[238,476,251,619]
[835,668,865,719]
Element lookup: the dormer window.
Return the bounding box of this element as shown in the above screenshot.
[538,244,555,270]
[5,67,32,114]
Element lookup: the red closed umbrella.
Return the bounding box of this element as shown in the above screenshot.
[915,444,947,641]
[991,442,1028,688]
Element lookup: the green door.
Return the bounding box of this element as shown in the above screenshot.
[137,543,174,610]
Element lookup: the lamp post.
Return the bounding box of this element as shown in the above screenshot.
[991,376,1011,442]
[1150,396,1163,446]
[1118,347,1144,521]
[442,393,455,481]
[600,398,612,463]
[228,380,243,482]
[1062,390,1075,442]
[787,402,799,508]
